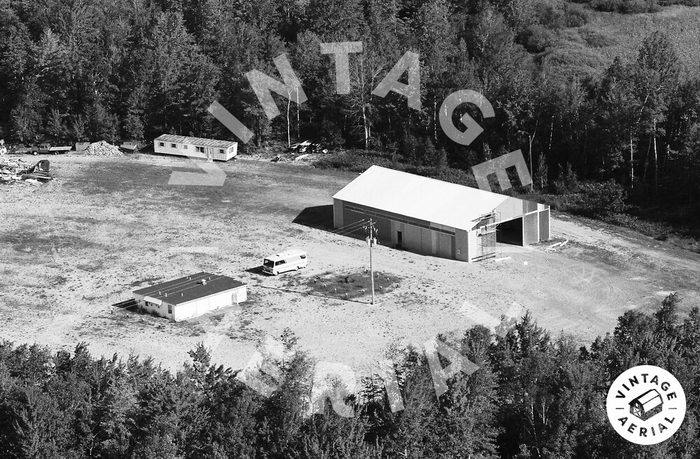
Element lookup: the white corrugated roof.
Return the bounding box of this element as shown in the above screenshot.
[332,166,512,230]
[155,134,237,149]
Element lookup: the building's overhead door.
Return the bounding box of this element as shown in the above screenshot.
[497,218,523,245]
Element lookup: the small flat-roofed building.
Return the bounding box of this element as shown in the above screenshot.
[133,272,246,321]
[332,165,550,262]
[154,134,238,161]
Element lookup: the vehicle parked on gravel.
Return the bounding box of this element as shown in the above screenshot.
[10,144,37,155]
[44,145,72,154]
[10,143,71,155]
[262,249,308,275]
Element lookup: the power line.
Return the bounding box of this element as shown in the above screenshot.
[362,218,378,305]
[332,219,368,233]
[335,226,367,237]
[333,217,378,305]
[333,219,369,237]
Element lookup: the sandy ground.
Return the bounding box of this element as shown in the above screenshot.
[1,154,698,375]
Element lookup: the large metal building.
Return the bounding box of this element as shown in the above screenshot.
[332,166,550,262]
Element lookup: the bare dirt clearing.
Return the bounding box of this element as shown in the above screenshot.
[1,154,698,374]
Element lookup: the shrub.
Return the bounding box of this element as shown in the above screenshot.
[547,179,627,216]
[517,24,556,53]
[576,180,628,215]
[564,3,589,26]
[536,3,566,28]
[553,163,580,194]
[578,27,618,47]
[590,0,660,13]
[313,150,396,172]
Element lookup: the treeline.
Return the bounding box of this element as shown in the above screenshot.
[0,294,698,457]
[0,0,698,225]
[586,0,699,14]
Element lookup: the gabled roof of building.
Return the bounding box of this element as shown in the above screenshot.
[133,272,245,305]
[333,165,521,231]
[155,134,237,149]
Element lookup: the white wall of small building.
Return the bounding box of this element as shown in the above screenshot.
[173,286,247,322]
[134,286,246,322]
[153,139,237,161]
[133,293,175,320]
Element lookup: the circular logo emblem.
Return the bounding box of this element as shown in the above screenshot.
[606,365,686,445]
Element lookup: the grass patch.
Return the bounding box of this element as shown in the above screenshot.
[0,228,99,254]
[280,271,403,301]
[583,6,700,72]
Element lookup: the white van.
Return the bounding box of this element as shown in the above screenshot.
[262,249,308,275]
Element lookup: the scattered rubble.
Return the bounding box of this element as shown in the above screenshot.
[288,140,329,154]
[267,141,331,163]
[83,140,123,157]
[0,158,52,185]
[120,140,146,153]
[545,239,569,252]
[75,142,90,153]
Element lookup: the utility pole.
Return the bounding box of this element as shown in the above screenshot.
[364,218,377,305]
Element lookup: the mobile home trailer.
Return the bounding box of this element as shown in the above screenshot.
[154,134,238,161]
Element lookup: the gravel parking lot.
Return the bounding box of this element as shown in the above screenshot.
[1,154,698,373]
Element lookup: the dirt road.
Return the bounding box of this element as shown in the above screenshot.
[1,154,698,374]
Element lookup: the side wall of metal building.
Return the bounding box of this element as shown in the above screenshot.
[333,199,466,261]
[332,198,550,262]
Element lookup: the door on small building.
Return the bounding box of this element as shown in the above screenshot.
[396,231,403,249]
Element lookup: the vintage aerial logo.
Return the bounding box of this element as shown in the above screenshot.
[606,365,686,445]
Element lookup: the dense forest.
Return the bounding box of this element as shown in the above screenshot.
[0,295,696,457]
[0,0,698,233]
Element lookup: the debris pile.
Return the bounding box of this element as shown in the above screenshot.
[75,142,90,153]
[0,158,52,185]
[83,140,123,157]
[120,140,145,153]
[288,140,329,155]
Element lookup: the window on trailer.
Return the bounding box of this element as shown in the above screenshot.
[171,143,176,148]
[159,142,164,147]
[196,146,204,153]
